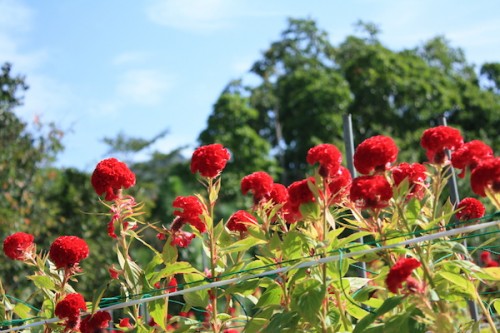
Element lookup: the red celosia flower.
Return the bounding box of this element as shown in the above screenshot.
[108,265,121,279]
[190,143,230,178]
[241,171,275,203]
[171,230,196,248]
[3,232,34,261]
[350,175,393,210]
[80,311,112,333]
[287,177,316,206]
[327,166,352,204]
[306,143,342,178]
[167,277,178,292]
[451,140,494,178]
[284,177,316,223]
[391,162,427,199]
[55,293,87,331]
[227,210,258,233]
[269,183,289,204]
[223,330,240,333]
[470,157,500,197]
[455,198,485,221]
[119,318,133,328]
[353,135,398,175]
[420,126,463,164]
[480,251,500,267]
[172,196,207,233]
[91,158,136,201]
[49,236,89,269]
[385,257,421,293]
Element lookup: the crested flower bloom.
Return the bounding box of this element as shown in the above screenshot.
[171,230,196,248]
[327,166,352,204]
[55,293,87,331]
[455,198,485,222]
[350,175,393,210]
[353,135,398,175]
[306,143,342,178]
[385,257,421,293]
[480,251,499,268]
[119,318,134,328]
[190,143,230,178]
[451,140,494,178]
[241,171,275,203]
[91,158,136,201]
[391,162,427,199]
[420,126,463,164]
[49,236,89,269]
[284,177,316,223]
[470,157,500,197]
[269,183,289,204]
[172,196,207,233]
[227,210,258,233]
[80,311,112,333]
[3,232,35,261]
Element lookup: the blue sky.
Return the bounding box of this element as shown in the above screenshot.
[1,0,499,171]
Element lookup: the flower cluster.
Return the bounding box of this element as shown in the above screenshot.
[49,236,89,269]
[354,135,398,174]
[91,157,136,201]
[54,293,87,331]
[3,232,34,261]
[385,257,422,293]
[190,143,230,178]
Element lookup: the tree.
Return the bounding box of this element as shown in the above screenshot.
[199,18,499,184]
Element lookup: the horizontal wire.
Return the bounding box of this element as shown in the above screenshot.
[2,219,498,333]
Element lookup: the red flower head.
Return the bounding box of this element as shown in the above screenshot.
[119,318,134,328]
[470,157,500,197]
[306,143,342,178]
[391,162,427,199]
[269,183,289,204]
[480,251,499,268]
[223,330,240,333]
[455,198,485,222]
[3,232,34,261]
[354,135,399,175]
[91,158,136,201]
[227,210,258,233]
[385,257,421,293]
[81,311,112,333]
[327,166,352,204]
[172,196,207,233]
[284,177,316,223]
[55,293,87,330]
[171,230,196,248]
[420,126,463,164]
[451,140,494,178]
[190,143,230,178]
[49,236,89,269]
[241,171,274,203]
[350,175,393,210]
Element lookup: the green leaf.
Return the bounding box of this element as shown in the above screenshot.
[493,299,500,314]
[182,272,209,308]
[220,236,266,255]
[13,303,32,320]
[27,275,56,291]
[262,311,300,333]
[283,231,307,260]
[255,282,283,308]
[162,238,178,264]
[149,299,167,330]
[158,261,199,278]
[353,296,404,333]
[290,278,325,322]
[437,271,476,299]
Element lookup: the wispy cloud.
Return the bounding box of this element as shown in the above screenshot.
[112,52,150,66]
[116,69,173,106]
[146,0,234,32]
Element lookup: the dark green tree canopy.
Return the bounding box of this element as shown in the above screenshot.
[199,18,499,184]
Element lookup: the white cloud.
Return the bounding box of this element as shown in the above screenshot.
[112,51,150,66]
[116,69,173,106]
[0,0,33,31]
[146,0,234,32]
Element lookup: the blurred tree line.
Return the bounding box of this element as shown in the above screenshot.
[1,18,499,299]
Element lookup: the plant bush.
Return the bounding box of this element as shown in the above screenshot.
[1,125,499,333]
